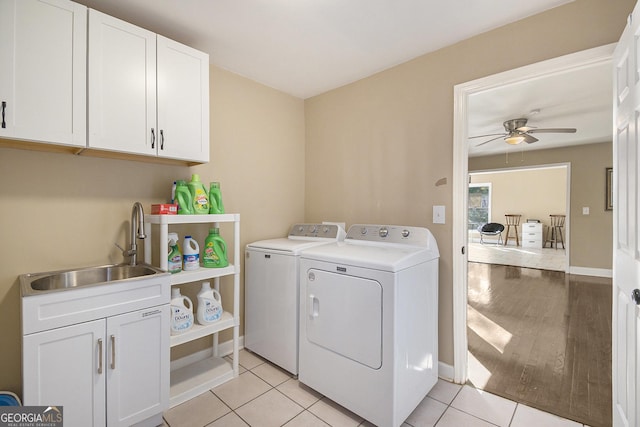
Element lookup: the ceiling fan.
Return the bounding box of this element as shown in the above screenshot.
[470,118,577,147]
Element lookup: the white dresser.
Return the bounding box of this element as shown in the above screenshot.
[521,222,543,248]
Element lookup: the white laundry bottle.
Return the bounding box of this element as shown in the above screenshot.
[182,235,200,271]
[170,287,194,335]
[196,282,223,324]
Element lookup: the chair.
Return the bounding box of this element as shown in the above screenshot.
[504,214,521,246]
[478,223,505,245]
[544,214,566,249]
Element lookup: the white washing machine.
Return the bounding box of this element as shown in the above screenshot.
[299,224,439,427]
[244,223,345,375]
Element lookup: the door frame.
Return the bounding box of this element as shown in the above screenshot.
[452,43,616,383]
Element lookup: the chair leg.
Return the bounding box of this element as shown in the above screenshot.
[556,226,565,249]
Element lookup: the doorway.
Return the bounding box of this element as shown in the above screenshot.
[452,43,615,385]
[468,165,570,272]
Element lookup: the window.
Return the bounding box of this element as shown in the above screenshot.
[468,183,491,230]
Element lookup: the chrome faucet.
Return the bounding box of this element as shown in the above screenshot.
[123,202,146,266]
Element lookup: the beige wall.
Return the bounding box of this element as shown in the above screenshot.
[469,142,613,270]
[0,65,305,394]
[304,0,632,366]
[470,167,567,236]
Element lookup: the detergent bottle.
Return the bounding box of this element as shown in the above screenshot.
[175,180,193,215]
[183,236,200,271]
[208,182,225,214]
[196,282,223,324]
[167,232,182,274]
[202,228,229,268]
[188,174,209,214]
[170,287,194,335]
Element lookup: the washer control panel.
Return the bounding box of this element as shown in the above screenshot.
[288,223,343,239]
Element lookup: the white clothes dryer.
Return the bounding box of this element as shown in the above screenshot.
[244,223,345,375]
[299,224,439,427]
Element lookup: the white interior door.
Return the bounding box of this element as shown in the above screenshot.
[613,6,640,427]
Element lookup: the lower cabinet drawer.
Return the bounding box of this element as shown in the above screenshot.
[522,239,543,248]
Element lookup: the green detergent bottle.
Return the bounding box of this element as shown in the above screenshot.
[188,174,210,214]
[203,228,229,268]
[209,182,225,214]
[175,180,193,215]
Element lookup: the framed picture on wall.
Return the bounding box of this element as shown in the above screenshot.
[606,167,613,211]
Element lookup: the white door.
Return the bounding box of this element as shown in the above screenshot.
[613,5,640,427]
[157,35,210,162]
[88,9,157,156]
[22,319,106,427]
[0,0,86,146]
[106,306,169,427]
[305,268,383,369]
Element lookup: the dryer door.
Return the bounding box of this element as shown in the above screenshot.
[305,269,382,369]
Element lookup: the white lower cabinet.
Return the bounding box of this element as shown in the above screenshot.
[521,222,543,248]
[23,305,169,427]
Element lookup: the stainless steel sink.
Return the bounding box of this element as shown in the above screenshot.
[20,264,167,296]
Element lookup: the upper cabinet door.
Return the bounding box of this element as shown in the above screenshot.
[157,35,210,163]
[88,9,157,156]
[0,0,86,147]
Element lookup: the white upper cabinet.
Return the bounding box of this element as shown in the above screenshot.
[157,36,210,162]
[0,0,87,147]
[88,9,210,163]
[88,9,156,157]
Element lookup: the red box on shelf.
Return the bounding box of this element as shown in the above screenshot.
[151,204,178,215]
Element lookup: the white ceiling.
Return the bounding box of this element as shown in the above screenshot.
[467,61,612,158]
[74,0,573,99]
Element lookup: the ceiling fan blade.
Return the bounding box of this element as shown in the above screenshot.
[474,135,504,147]
[523,134,538,144]
[469,132,506,139]
[527,128,576,134]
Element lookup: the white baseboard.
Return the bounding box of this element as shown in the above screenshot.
[438,361,454,382]
[569,266,612,278]
[170,336,245,371]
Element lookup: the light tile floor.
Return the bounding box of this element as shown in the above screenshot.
[467,242,566,271]
[163,349,593,427]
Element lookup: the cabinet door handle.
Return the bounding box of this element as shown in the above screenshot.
[98,338,103,374]
[110,335,116,370]
[151,128,155,148]
[1,101,6,129]
[160,129,164,150]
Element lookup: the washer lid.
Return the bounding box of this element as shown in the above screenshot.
[246,223,346,254]
[247,238,339,254]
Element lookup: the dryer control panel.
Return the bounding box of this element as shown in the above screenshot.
[288,223,345,239]
[345,224,434,247]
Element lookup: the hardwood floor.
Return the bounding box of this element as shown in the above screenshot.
[467,262,612,427]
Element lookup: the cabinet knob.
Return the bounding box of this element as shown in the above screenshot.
[160,129,164,150]
[1,101,6,129]
[151,128,155,148]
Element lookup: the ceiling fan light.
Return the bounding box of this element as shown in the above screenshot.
[505,135,525,145]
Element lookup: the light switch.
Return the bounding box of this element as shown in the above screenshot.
[433,205,445,224]
[582,207,590,215]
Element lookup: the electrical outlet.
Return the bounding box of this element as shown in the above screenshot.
[582,207,590,215]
